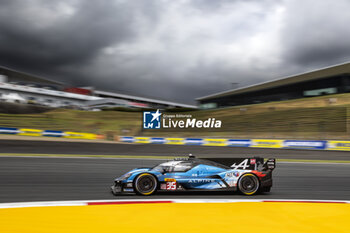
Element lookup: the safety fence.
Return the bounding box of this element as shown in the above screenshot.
[120,136,350,151]
[1,126,350,151]
[0,127,99,140]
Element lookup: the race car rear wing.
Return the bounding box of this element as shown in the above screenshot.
[204,157,275,171]
[262,158,276,171]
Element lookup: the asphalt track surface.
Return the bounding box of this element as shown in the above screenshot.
[2,139,350,160]
[1,156,350,203]
[1,139,350,203]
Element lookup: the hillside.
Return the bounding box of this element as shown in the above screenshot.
[0,93,350,139]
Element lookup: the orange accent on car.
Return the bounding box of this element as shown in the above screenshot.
[251,170,266,178]
[165,178,176,182]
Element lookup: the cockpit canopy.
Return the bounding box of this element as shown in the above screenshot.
[152,160,194,173]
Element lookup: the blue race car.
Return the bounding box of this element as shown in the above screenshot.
[111,155,275,196]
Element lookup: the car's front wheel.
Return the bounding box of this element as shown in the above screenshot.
[134,173,158,195]
[238,173,260,195]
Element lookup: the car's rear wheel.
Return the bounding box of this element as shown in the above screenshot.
[134,173,158,195]
[238,173,259,195]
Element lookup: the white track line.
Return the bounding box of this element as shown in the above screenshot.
[0,199,349,209]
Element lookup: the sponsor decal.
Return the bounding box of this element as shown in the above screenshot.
[283,140,326,149]
[185,138,203,145]
[134,137,151,143]
[120,136,134,142]
[250,159,256,165]
[225,172,240,178]
[227,139,251,147]
[123,188,134,192]
[42,130,63,137]
[327,140,350,151]
[203,138,228,146]
[188,179,216,183]
[0,127,19,134]
[150,137,165,144]
[18,128,43,137]
[117,136,350,153]
[164,178,177,182]
[64,132,96,139]
[251,139,283,148]
[165,138,185,145]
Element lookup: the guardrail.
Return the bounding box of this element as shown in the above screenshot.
[120,136,350,151]
[0,127,99,140]
[1,126,349,151]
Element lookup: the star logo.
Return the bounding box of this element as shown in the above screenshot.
[143,109,162,129]
[150,109,162,122]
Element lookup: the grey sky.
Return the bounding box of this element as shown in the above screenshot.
[0,0,350,104]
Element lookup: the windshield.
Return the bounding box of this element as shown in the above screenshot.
[152,160,193,173]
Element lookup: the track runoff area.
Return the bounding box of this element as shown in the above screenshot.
[1,141,350,232]
[0,199,350,233]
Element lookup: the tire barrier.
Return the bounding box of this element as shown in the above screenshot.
[120,136,350,151]
[1,126,350,150]
[0,127,98,140]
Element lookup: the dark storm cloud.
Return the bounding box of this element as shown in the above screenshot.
[280,0,350,69]
[0,0,350,104]
[0,1,138,68]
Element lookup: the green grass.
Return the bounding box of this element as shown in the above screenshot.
[1,93,350,139]
[0,153,177,160]
[0,109,142,136]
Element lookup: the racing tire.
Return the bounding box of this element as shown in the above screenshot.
[134,173,158,196]
[238,173,260,195]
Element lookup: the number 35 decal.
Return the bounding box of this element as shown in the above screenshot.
[166,181,177,190]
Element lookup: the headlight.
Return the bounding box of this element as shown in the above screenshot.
[119,172,132,180]
[125,183,133,187]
